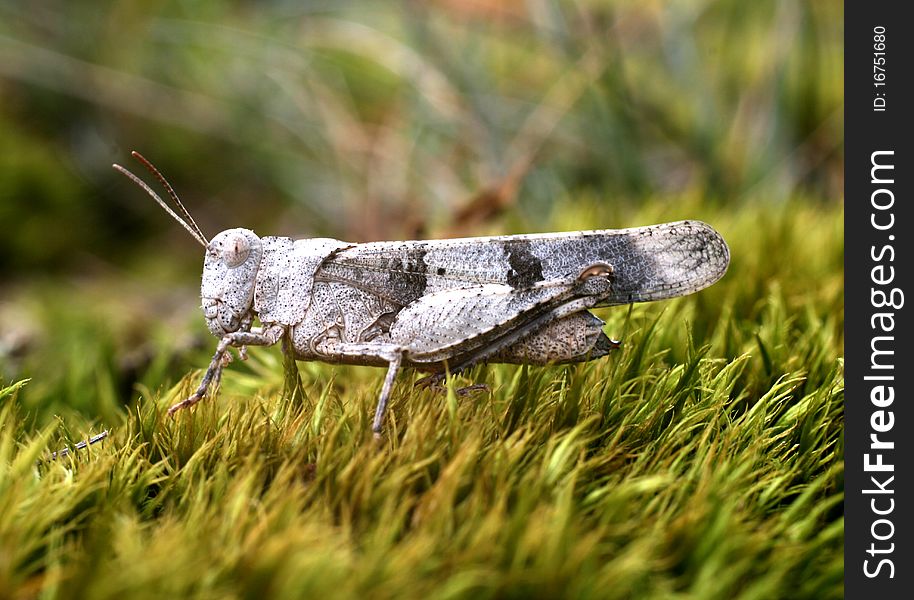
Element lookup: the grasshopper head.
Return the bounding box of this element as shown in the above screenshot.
[201,228,263,337]
[111,153,263,338]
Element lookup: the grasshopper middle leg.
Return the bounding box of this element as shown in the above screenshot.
[320,341,407,438]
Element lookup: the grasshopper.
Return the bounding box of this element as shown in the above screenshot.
[114,152,729,436]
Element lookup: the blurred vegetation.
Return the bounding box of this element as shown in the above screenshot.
[1,0,842,598]
[1,0,841,274]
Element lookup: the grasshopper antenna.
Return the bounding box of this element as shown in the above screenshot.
[112,151,209,248]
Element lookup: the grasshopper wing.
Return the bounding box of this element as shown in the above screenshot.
[311,221,727,436]
[316,220,728,309]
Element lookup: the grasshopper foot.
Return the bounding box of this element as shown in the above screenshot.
[415,375,489,397]
[167,344,231,416]
[456,383,490,396]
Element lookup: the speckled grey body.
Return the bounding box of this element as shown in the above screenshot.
[113,153,730,435]
[183,220,729,434]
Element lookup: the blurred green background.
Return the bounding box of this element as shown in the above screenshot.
[0,0,841,423]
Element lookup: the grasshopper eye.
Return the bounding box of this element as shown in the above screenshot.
[222,232,250,267]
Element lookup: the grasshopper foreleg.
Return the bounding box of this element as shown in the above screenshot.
[168,325,285,415]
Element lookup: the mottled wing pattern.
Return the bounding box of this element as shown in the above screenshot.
[315,220,729,308]
[386,280,591,363]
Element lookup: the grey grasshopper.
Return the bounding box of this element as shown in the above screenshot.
[114,152,730,436]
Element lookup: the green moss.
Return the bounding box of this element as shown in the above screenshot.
[0,198,843,599]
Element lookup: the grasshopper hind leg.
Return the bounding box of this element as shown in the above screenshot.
[415,310,620,391]
[491,311,621,365]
